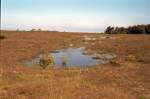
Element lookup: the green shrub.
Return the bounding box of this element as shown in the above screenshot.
[39,54,55,69]
[39,58,50,69]
[139,96,146,99]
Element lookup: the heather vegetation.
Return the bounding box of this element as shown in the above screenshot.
[0,31,150,99]
[105,24,150,34]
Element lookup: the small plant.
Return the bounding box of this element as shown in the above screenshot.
[39,58,50,69]
[39,53,55,69]
[126,54,136,61]
[61,56,67,67]
[139,96,146,99]
[0,35,6,40]
[109,59,120,66]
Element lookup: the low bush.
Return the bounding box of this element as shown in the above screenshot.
[0,35,6,40]
[139,96,146,99]
[109,59,120,66]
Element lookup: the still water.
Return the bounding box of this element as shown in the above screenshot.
[22,48,116,68]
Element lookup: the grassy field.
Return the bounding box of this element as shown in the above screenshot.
[0,31,150,99]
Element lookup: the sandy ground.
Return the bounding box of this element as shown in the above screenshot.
[0,31,150,99]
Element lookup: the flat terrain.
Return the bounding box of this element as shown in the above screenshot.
[0,31,150,99]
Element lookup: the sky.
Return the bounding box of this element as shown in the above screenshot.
[1,0,150,32]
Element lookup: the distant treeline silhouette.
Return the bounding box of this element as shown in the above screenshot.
[105,24,150,34]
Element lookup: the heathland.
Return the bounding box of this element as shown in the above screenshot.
[0,31,150,99]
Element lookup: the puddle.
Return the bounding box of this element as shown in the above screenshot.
[22,48,116,68]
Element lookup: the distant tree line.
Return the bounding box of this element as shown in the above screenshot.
[29,28,59,32]
[30,28,42,32]
[105,24,150,34]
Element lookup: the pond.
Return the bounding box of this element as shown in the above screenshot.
[22,47,116,68]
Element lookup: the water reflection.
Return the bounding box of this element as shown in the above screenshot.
[22,47,116,68]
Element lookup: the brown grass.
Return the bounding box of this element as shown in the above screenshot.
[0,31,150,99]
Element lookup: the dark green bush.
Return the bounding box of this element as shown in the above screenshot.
[105,24,150,34]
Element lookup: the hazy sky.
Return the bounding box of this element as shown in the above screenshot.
[1,0,150,32]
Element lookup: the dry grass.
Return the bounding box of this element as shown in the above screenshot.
[0,31,150,99]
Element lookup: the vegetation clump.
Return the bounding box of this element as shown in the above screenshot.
[61,56,67,67]
[126,54,137,62]
[109,59,120,66]
[39,53,55,69]
[0,35,6,40]
[139,96,146,99]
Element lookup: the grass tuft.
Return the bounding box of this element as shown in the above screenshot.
[139,96,146,99]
